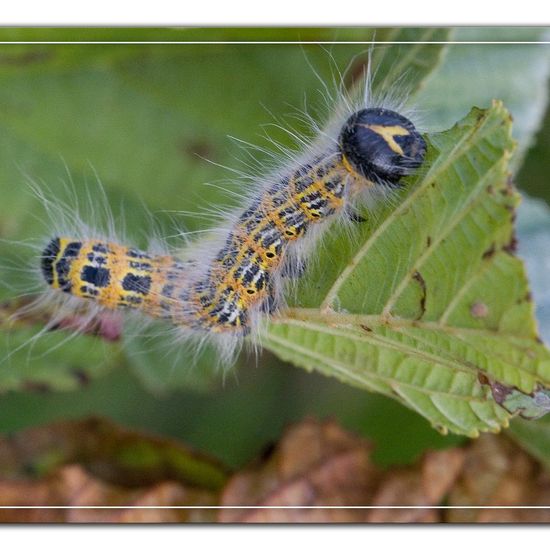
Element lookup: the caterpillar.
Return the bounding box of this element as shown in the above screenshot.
[7,58,427,366]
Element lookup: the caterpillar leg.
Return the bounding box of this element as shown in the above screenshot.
[346,208,367,224]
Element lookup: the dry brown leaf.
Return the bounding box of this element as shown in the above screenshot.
[446,434,550,523]
[2,416,550,523]
[219,418,380,523]
[0,464,217,523]
[366,448,465,523]
[219,419,470,523]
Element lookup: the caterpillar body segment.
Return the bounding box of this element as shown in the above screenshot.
[37,105,426,356]
[41,237,191,320]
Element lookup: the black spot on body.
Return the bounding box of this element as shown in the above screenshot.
[123,295,144,305]
[55,241,83,292]
[64,242,82,258]
[254,221,279,245]
[80,285,99,297]
[81,265,111,288]
[129,261,153,272]
[294,174,314,193]
[324,175,345,197]
[122,273,151,295]
[92,243,109,254]
[161,284,175,298]
[239,262,260,286]
[127,248,151,260]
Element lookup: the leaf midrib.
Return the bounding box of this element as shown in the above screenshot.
[270,312,546,387]
[265,329,490,403]
[271,315,485,382]
[279,306,533,340]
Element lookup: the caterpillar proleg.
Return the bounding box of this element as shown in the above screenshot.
[8,57,427,366]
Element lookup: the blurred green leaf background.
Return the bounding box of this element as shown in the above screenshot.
[2,27,550,470]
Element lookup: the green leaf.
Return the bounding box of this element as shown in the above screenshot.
[0,325,119,392]
[418,27,550,172]
[338,27,452,101]
[369,27,453,97]
[509,414,550,471]
[263,101,550,437]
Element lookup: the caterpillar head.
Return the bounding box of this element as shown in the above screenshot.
[339,108,426,186]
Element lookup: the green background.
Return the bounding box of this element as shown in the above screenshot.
[1,27,550,469]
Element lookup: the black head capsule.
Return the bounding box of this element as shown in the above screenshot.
[41,237,61,286]
[339,108,426,186]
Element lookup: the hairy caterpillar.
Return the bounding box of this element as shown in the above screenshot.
[6,58,427,366]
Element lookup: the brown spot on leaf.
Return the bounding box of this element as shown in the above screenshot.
[71,369,91,387]
[22,381,51,393]
[517,291,533,305]
[477,373,489,386]
[0,50,52,66]
[470,301,489,318]
[482,244,495,260]
[500,177,516,196]
[486,380,513,405]
[502,234,518,255]
[180,138,216,160]
[412,271,427,320]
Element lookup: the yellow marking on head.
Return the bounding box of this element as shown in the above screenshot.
[50,237,69,289]
[363,124,410,156]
